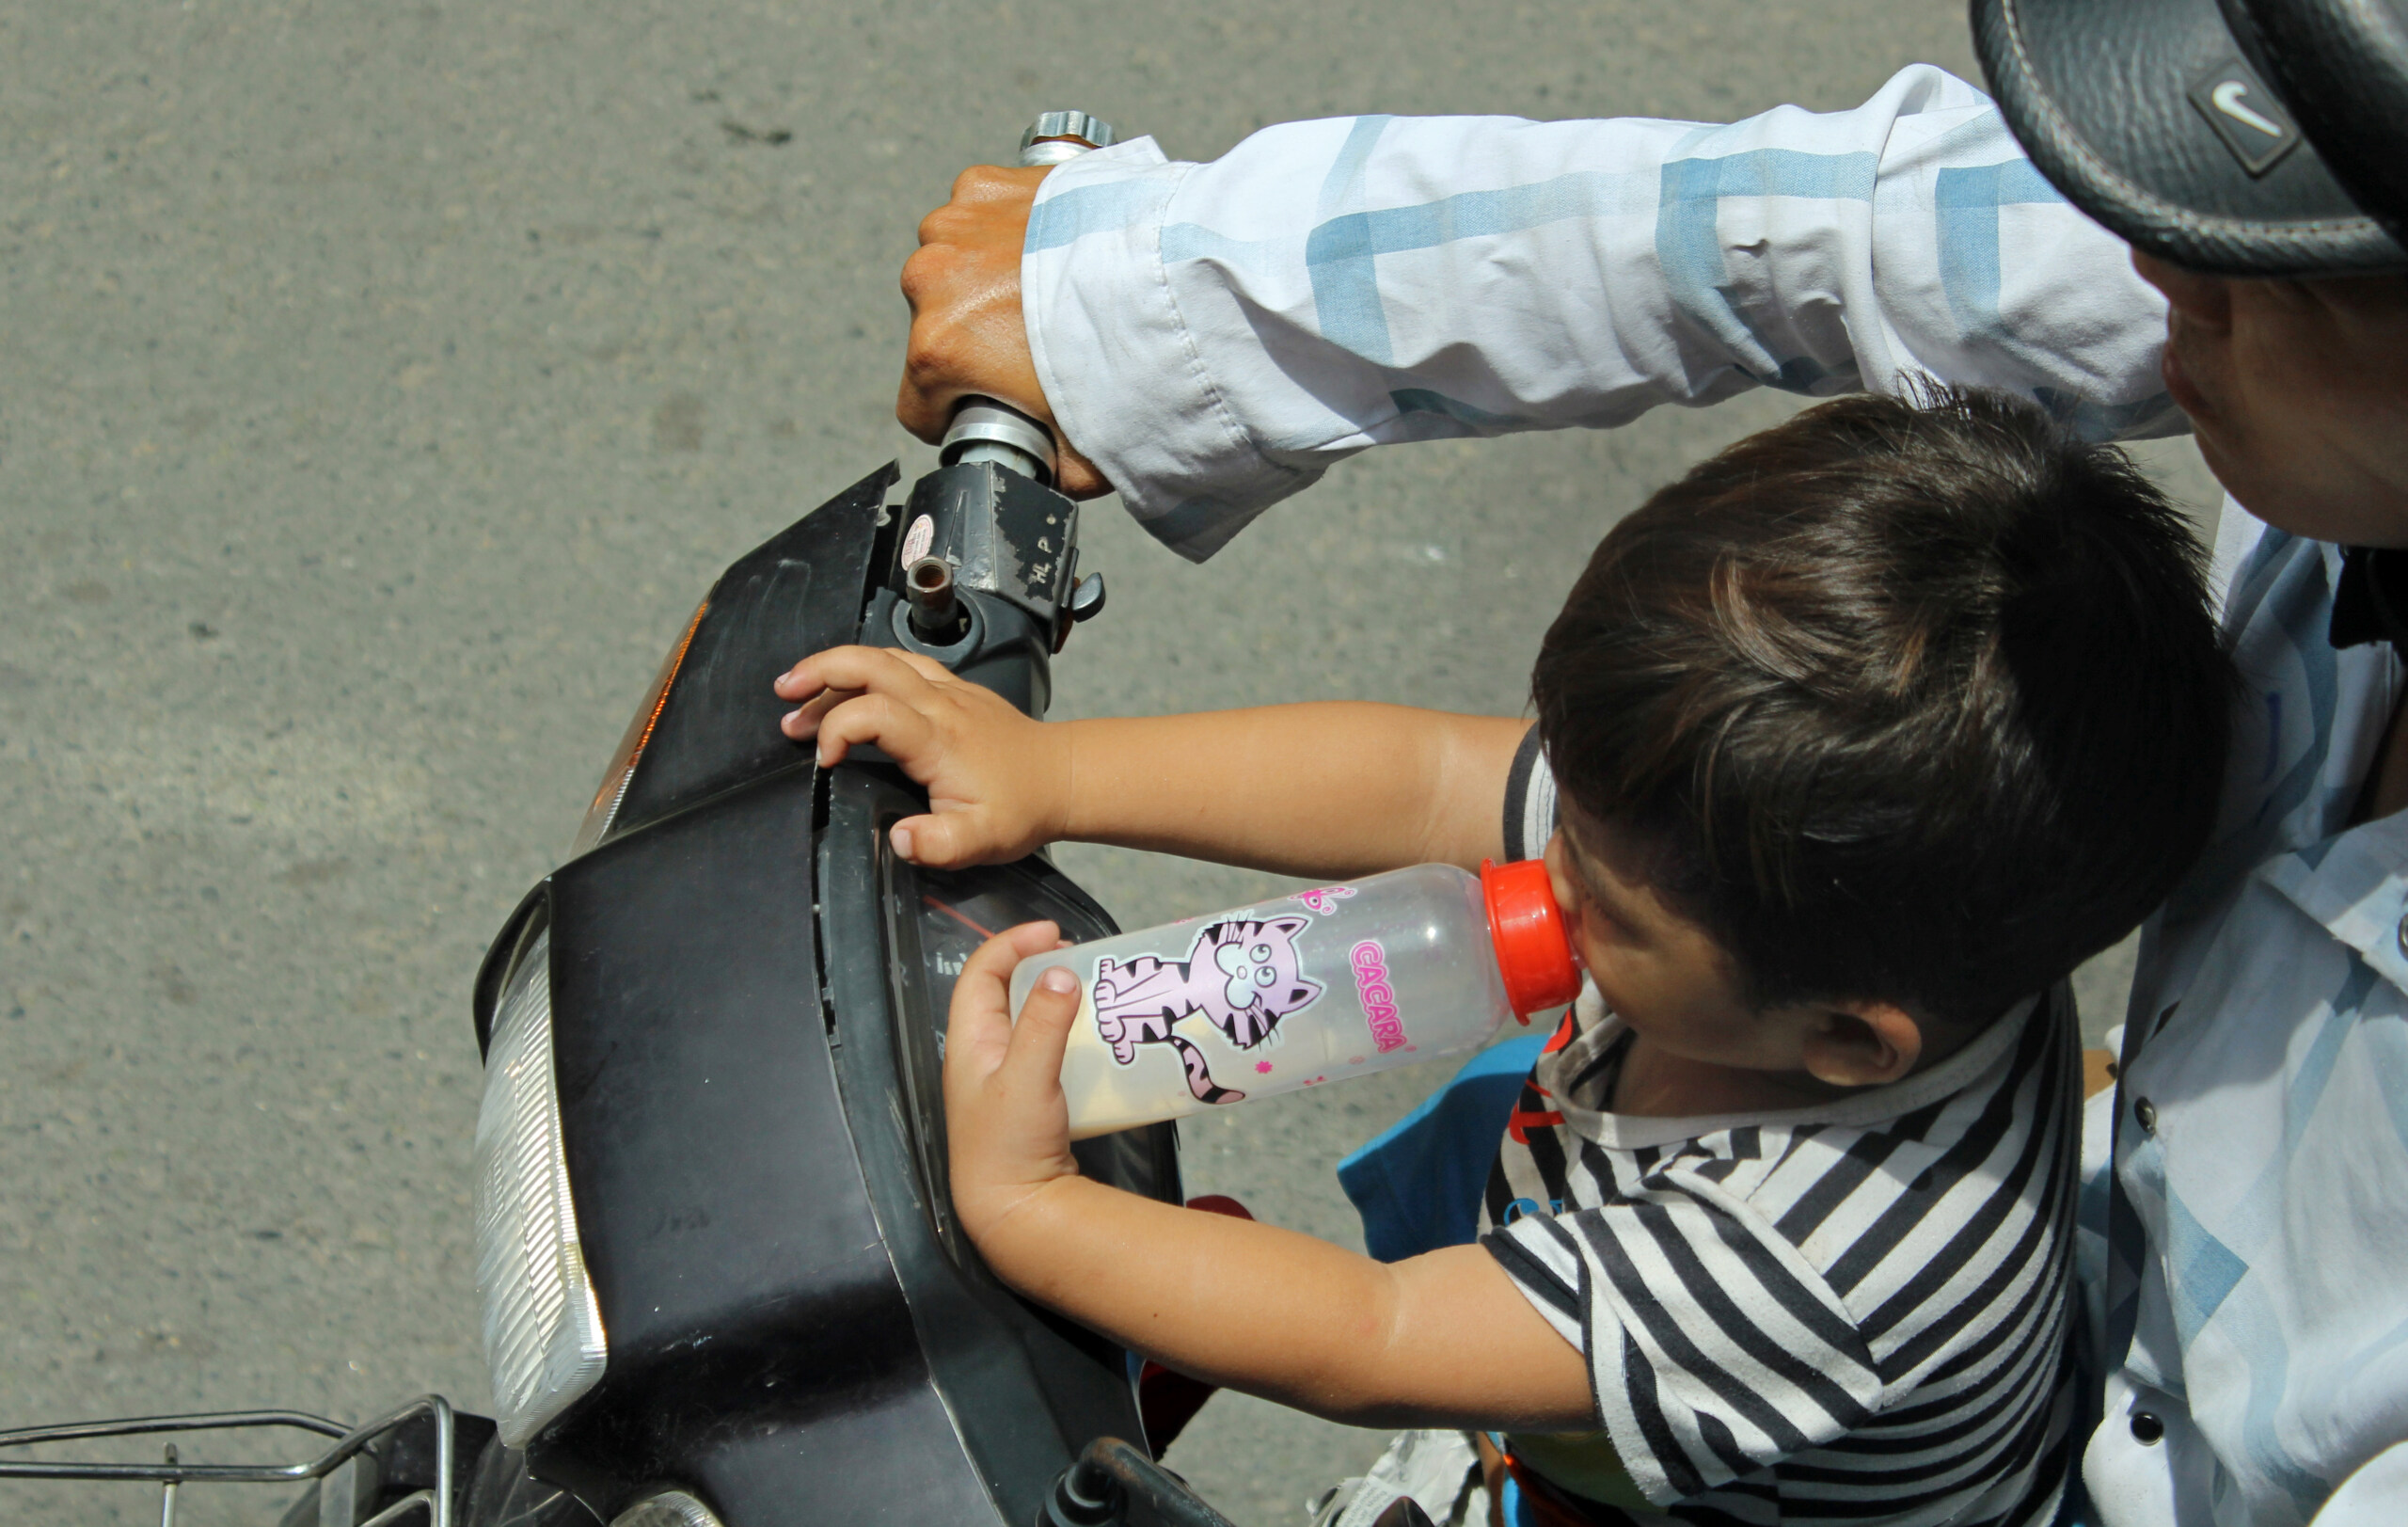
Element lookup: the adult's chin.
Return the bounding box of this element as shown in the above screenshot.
[2197,426,2408,549]
[2182,423,2248,513]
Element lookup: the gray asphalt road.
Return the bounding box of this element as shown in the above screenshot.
[0,4,2214,1522]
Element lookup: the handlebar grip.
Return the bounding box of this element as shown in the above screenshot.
[937,111,1118,484]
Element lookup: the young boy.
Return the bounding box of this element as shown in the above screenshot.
[772,389,2233,1525]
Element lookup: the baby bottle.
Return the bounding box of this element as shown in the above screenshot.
[1008,860,1580,1138]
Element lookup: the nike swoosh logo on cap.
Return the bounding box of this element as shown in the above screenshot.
[2187,58,2302,177]
[2210,81,2285,138]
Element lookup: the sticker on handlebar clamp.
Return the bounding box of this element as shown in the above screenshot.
[900,513,935,568]
[1090,915,1324,1106]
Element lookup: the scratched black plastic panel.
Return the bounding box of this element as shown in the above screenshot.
[604,461,897,842]
[816,770,1180,1523]
[536,767,993,1525]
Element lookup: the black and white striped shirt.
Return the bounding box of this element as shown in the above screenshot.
[1486,737,2080,1525]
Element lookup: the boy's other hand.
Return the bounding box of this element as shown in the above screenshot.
[773,644,1071,867]
[943,921,1085,1249]
[899,165,1110,499]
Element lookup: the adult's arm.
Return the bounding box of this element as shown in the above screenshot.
[1020,64,2176,560]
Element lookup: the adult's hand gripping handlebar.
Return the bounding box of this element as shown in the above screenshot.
[936,111,1117,486]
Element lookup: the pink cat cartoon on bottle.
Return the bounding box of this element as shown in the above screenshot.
[1090,915,1323,1106]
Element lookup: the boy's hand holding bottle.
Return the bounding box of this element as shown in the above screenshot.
[937,915,1600,1443]
[938,919,1088,1249]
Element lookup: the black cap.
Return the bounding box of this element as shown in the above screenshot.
[1972,0,2408,276]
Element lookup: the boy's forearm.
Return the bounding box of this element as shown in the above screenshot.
[1057,705,1531,878]
[975,1175,1592,1432]
[992,1177,1402,1423]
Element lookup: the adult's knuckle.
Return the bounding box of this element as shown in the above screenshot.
[900,314,943,365]
[952,164,1006,199]
[902,243,958,295]
[913,206,958,248]
[902,327,969,390]
[899,354,948,403]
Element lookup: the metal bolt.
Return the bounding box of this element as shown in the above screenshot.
[906,557,962,643]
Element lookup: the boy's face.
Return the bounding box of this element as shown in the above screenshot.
[1543,814,1786,1070]
[1543,806,1928,1087]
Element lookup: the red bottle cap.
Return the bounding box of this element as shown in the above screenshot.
[1481,858,1581,1020]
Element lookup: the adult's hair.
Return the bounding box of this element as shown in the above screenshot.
[1532,387,2234,1026]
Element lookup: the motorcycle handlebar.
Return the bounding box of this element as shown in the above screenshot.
[1040,1437,1237,1527]
[937,112,1117,485]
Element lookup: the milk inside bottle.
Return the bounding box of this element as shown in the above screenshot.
[1008,859,1580,1138]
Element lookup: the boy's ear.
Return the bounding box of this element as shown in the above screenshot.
[1799,1000,1923,1088]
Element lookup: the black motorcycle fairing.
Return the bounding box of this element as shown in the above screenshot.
[816,766,1182,1522]
[488,456,1188,1526]
[531,762,998,1523]
[593,460,897,850]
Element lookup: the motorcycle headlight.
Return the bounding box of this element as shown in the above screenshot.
[472,928,607,1446]
[613,1492,726,1527]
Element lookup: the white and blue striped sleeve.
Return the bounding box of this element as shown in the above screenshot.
[1021,63,2178,561]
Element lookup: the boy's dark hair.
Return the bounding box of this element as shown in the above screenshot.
[1532,387,2234,1026]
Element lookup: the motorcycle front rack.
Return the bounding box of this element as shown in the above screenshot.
[0,1392,458,1527]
